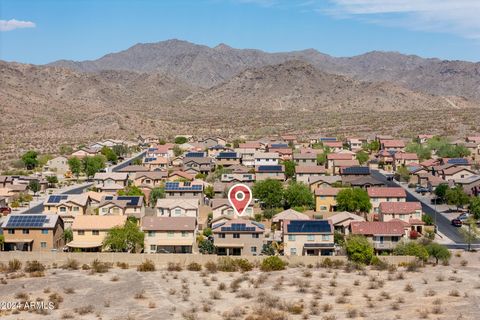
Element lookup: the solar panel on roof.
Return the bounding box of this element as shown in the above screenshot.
[287,220,331,233]
[320,137,337,141]
[448,158,468,165]
[270,143,288,148]
[257,165,282,172]
[342,166,370,175]
[6,215,47,228]
[185,152,205,158]
[217,152,237,159]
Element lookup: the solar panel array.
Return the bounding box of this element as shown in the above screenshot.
[217,152,238,159]
[270,143,288,148]
[6,215,47,228]
[448,158,468,165]
[251,221,265,230]
[165,182,202,191]
[342,166,370,175]
[117,196,140,206]
[257,165,283,172]
[144,157,157,163]
[185,152,205,158]
[287,220,331,233]
[320,137,337,141]
[221,223,256,232]
[47,195,69,203]
[212,222,226,229]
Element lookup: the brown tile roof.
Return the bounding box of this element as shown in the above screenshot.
[351,221,405,236]
[295,165,326,174]
[294,153,317,160]
[141,216,196,231]
[382,140,406,148]
[379,202,421,214]
[72,215,127,230]
[334,160,360,167]
[314,187,341,196]
[367,187,406,198]
[327,153,354,160]
[394,152,418,160]
[323,141,343,148]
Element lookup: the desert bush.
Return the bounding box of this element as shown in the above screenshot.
[370,256,389,270]
[449,289,460,297]
[136,260,155,272]
[74,305,94,315]
[285,302,304,314]
[167,262,182,271]
[81,264,90,270]
[7,259,22,272]
[260,256,286,271]
[110,275,120,282]
[49,292,64,309]
[91,259,109,273]
[404,283,415,292]
[322,303,333,312]
[210,290,221,300]
[204,261,217,272]
[187,262,202,271]
[235,258,254,272]
[24,260,46,273]
[134,290,146,299]
[346,308,358,318]
[116,262,129,269]
[460,259,468,266]
[62,259,79,270]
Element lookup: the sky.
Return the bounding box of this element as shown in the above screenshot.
[1,0,480,64]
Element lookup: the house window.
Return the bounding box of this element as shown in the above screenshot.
[288,235,296,241]
[251,246,257,253]
[40,242,47,248]
[320,206,327,211]
[167,231,174,237]
[148,231,155,237]
[92,230,99,236]
[72,207,79,212]
[78,230,85,235]
[150,245,156,251]
[252,233,259,238]
[218,233,226,238]
[22,229,29,234]
[319,196,326,200]
[307,235,315,241]
[322,235,330,241]
[290,248,297,256]
[59,207,66,212]
[233,233,240,239]
[41,229,49,235]
[102,208,108,213]
[175,208,182,216]
[373,198,378,202]
[112,208,120,214]
[391,236,399,242]
[8,229,15,234]
[181,231,188,237]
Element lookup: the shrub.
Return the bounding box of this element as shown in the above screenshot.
[116,262,129,269]
[91,259,109,273]
[24,260,46,273]
[204,261,217,273]
[187,262,202,271]
[62,259,79,270]
[425,243,451,264]
[260,256,286,272]
[167,262,182,271]
[370,257,389,270]
[393,241,428,262]
[7,259,22,272]
[235,259,254,272]
[344,235,374,265]
[81,264,90,270]
[137,260,156,272]
[217,257,238,272]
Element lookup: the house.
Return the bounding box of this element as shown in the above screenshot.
[145,145,174,159]
[323,141,343,153]
[168,171,195,181]
[272,148,293,161]
[43,194,90,227]
[67,215,127,252]
[93,172,129,193]
[309,176,342,191]
[378,202,424,235]
[417,135,434,144]
[271,209,309,240]
[283,220,335,256]
[97,196,145,218]
[216,152,241,167]
[381,140,406,151]
[350,221,405,252]
[440,167,475,181]
[254,152,279,166]
[212,219,265,256]
[255,165,285,181]
[143,157,169,171]
[347,138,366,151]
[295,165,327,184]
[453,175,480,196]
[393,152,419,168]
[44,156,69,175]
[183,157,213,174]
[156,198,199,218]
[340,166,371,177]
[327,153,354,170]
[138,135,158,145]
[1,214,64,252]
[234,148,256,167]
[199,137,226,149]
[239,141,262,151]
[328,211,365,235]
[164,181,204,200]
[293,153,317,166]
[142,216,197,254]
[71,147,97,158]
[211,198,254,219]
[207,145,232,157]
[315,188,341,212]
[367,187,407,214]
[133,171,167,189]
[117,165,150,177]
[221,173,255,183]
[333,160,360,174]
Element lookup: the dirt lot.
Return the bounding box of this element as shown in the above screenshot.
[0,252,479,320]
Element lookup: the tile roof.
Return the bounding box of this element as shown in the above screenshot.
[327,153,354,160]
[351,221,405,236]
[379,202,422,214]
[294,153,317,160]
[156,198,199,210]
[72,215,127,230]
[314,187,341,196]
[367,187,406,198]
[272,209,310,223]
[93,173,128,181]
[323,141,343,148]
[382,140,406,148]
[141,216,196,231]
[118,165,150,172]
[394,152,418,160]
[295,165,327,174]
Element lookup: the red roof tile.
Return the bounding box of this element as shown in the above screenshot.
[327,153,353,160]
[314,187,341,196]
[379,202,421,214]
[367,187,406,198]
[351,221,405,236]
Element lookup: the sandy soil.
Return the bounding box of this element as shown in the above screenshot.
[0,252,479,320]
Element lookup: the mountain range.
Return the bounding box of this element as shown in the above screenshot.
[1,39,480,167]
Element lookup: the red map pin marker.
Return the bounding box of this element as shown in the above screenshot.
[228,184,252,216]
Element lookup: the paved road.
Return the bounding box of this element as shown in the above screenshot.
[371,170,480,249]
[110,150,146,172]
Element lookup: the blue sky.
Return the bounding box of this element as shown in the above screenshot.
[1,0,480,64]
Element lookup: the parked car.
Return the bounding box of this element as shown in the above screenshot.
[451,219,462,227]
[457,212,470,222]
[415,186,430,194]
[0,207,11,214]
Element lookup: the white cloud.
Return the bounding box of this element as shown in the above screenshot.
[325,0,480,39]
[0,19,36,32]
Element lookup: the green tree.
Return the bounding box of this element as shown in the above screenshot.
[405,142,432,161]
[131,158,142,165]
[63,228,73,243]
[202,228,212,237]
[393,241,428,262]
[469,196,480,220]
[425,242,451,264]
[199,239,215,254]
[262,208,279,220]
[68,157,82,180]
[459,216,480,251]
[396,165,411,182]
[28,180,41,196]
[0,234,4,249]
[173,145,183,157]
[46,175,58,188]
[174,136,188,144]
[316,152,327,166]
[445,186,470,210]
[434,184,449,202]
[59,145,73,155]
[334,231,345,246]
[103,220,144,252]
[118,185,144,197]
[82,155,106,179]
[204,185,215,199]
[364,140,380,153]
[422,214,433,225]
[21,150,39,170]
[253,179,284,209]
[232,139,245,148]
[336,188,371,215]
[344,235,374,264]
[149,186,165,207]
[283,160,296,180]
[356,151,369,165]
[283,181,314,209]
[100,146,118,164]
[112,145,128,157]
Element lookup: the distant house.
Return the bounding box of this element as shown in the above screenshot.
[133,171,167,189]
[156,198,199,218]
[454,175,480,196]
[254,152,279,166]
[97,195,145,218]
[142,216,197,254]
[293,153,317,166]
[44,156,69,175]
[164,181,204,200]
[144,157,168,171]
[71,147,98,158]
[367,187,407,214]
[168,171,195,182]
[283,220,335,256]
[333,160,360,174]
[211,198,254,219]
[350,221,405,252]
[327,153,354,170]
[417,134,434,144]
[255,165,285,181]
[212,219,265,256]
[323,141,343,153]
[199,137,226,149]
[207,145,232,157]
[67,215,127,252]
[328,211,365,235]
[381,140,406,151]
[341,175,384,189]
[347,138,367,151]
[308,176,342,191]
[221,173,255,183]
[439,166,475,181]
[315,187,341,212]
[183,157,213,174]
[93,172,129,193]
[295,165,327,184]
[43,194,90,227]
[379,202,424,235]
[2,214,64,252]
[234,148,256,167]
[138,135,158,145]
[216,152,241,167]
[393,152,419,169]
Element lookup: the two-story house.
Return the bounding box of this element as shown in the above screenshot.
[350,221,405,253]
[367,187,407,214]
[283,220,335,256]
[293,153,317,166]
[164,181,204,200]
[212,219,265,256]
[295,166,327,184]
[156,198,199,218]
[216,152,241,167]
[254,152,279,166]
[97,196,145,218]
[315,187,341,212]
[255,165,285,181]
[43,194,90,227]
[379,202,425,235]
[93,172,129,193]
[234,148,256,167]
[211,199,255,219]
[183,157,213,175]
[142,216,197,254]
